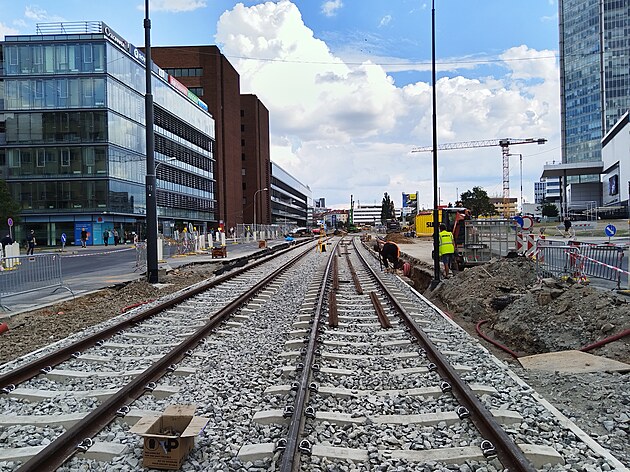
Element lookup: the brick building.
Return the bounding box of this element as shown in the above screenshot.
[150,45,248,229]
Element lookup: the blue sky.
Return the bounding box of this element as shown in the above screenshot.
[1,1,562,209]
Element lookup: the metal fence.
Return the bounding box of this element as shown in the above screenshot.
[534,240,626,287]
[569,242,625,287]
[535,242,581,280]
[135,243,147,272]
[462,219,518,266]
[0,253,73,309]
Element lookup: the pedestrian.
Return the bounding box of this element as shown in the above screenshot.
[1,234,13,257]
[380,241,403,272]
[103,229,109,246]
[26,230,36,255]
[438,223,455,278]
[563,217,572,238]
[80,227,88,248]
[113,229,119,246]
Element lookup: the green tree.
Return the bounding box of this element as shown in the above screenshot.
[380,192,396,223]
[459,186,496,217]
[0,180,21,228]
[541,200,559,217]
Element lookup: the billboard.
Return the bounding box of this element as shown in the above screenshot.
[402,192,419,215]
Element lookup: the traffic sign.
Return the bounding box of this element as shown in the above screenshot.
[7,218,13,227]
[604,224,616,237]
[513,216,524,228]
[521,216,534,230]
[61,233,67,243]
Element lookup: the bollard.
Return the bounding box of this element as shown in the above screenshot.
[0,322,9,335]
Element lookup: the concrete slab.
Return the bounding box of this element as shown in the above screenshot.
[518,350,630,373]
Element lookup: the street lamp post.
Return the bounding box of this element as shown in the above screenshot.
[144,0,158,283]
[253,187,268,237]
[509,153,523,213]
[430,0,441,289]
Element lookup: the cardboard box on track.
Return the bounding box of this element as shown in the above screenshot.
[130,404,208,470]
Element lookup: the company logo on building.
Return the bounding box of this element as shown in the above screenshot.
[104,24,128,51]
[129,44,146,66]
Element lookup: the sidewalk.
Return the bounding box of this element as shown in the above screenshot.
[1,239,283,317]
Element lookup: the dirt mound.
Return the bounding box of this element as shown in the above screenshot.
[429,256,629,363]
[385,233,415,244]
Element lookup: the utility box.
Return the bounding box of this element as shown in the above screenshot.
[130,404,208,470]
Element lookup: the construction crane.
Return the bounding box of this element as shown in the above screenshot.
[411,138,547,213]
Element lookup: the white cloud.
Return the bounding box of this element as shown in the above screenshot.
[138,0,207,13]
[378,15,392,28]
[23,5,64,22]
[321,0,343,17]
[24,6,47,21]
[0,22,19,38]
[216,1,560,208]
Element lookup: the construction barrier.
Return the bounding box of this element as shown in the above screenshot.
[0,253,73,309]
[516,232,536,257]
[462,219,518,266]
[534,241,581,280]
[534,240,627,287]
[569,242,626,288]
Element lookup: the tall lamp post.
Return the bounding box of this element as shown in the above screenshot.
[144,0,158,283]
[253,187,268,236]
[430,0,441,289]
[508,153,523,213]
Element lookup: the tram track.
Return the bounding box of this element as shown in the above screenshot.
[0,240,317,471]
[0,236,627,471]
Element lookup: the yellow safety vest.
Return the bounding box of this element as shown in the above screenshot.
[438,230,455,256]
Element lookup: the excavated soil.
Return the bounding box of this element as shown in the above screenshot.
[429,257,629,363]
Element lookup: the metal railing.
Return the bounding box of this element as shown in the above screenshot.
[134,243,147,273]
[534,242,580,280]
[534,240,627,287]
[569,242,626,287]
[462,219,518,266]
[0,254,73,309]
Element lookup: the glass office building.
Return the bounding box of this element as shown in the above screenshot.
[559,0,630,173]
[0,21,216,246]
[270,162,311,227]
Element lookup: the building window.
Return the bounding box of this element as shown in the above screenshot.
[242,153,245,161]
[241,124,245,132]
[241,139,245,146]
[240,109,244,117]
[188,87,203,96]
[242,168,246,175]
[36,149,45,167]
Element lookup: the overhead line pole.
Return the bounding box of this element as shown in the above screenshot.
[144,0,158,283]
[430,0,441,289]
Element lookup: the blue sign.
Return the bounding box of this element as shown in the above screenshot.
[513,216,524,228]
[604,224,616,237]
[61,233,67,243]
[7,218,13,227]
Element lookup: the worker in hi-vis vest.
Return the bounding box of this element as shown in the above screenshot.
[438,223,455,278]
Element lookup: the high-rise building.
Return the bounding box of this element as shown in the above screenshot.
[559,0,630,170]
[0,22,216,245]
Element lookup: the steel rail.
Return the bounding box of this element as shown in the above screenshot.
[345,252,364,294]
[279,238,340,472]
[369,291,392,328]
[0,242,302,391]
[16,242,317,472]
[353,237,535,471]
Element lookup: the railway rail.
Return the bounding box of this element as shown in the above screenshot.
[0,236,627,471]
